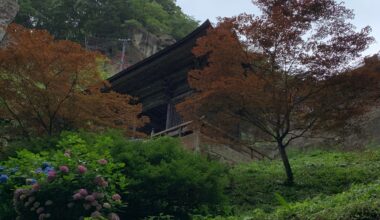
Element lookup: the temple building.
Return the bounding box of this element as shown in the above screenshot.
[108,21,267,163]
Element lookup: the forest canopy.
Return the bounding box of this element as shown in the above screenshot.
[15,0,199,43]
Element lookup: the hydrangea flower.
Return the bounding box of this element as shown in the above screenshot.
[45,200,53,206]
[94,176,108,187]
[0,174,9,183]
[78,188,88,196]
[26,178,37,185]
[90,211,102,218]
[42,166,55,176]
[41,162,50,169]
[108,213,120,220]
[103,203,111,209]
[0,166,5,171]
[47,170,56,181]
[77,165,87,174]
[35,168,43,174]
[73,193,82,200]
[59,166,69,173]
[36,207,44,214]
[85,195,95,202]
[97,159,108,165]
[111,194,121,201]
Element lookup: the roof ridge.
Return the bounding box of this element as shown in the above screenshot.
[108,20,212,83]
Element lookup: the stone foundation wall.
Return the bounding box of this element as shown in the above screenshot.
[179,132,255,164]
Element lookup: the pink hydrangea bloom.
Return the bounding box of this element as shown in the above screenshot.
[108,213,120,220]
[85,195,95,202]
[112,194,121,201]
[47,171,56,181]
[59,165,69,173]
[77,165,87,174]
[91,211,102,218]
[94,176,108,187]
[78,188,88,196]
[73,193,82,200]
[36,207,44,214]
[97,159,108,165]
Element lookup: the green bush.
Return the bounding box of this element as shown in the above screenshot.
[0,133,127,220]
[110,136,229,219]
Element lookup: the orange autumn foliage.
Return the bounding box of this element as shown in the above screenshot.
[177,0,378,184]
[0,24,147,137]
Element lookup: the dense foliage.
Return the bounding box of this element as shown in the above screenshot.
[15,0,199,42]
[0,24,146,137]
[110,136,228,219]
[0,133,126,219]
[0,131,229,219]
[193,148,380,219]
[228,149,380,212]
[197,182,380,220]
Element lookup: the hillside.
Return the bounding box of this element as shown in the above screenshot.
[14,0,199,69]
[200,147,380,219]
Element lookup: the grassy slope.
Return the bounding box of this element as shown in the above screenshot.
[199,147,380,219]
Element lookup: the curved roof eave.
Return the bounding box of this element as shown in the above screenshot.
[107,20,212,84]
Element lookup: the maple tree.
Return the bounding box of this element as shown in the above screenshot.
[0,24,146,137]
[178,0,378,184]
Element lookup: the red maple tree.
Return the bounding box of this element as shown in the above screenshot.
[178,0,378,184]
[0,24,147,137]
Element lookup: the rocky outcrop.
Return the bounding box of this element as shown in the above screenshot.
[0,0,19,42]
[125,28,176,66]
[87,27,176,73]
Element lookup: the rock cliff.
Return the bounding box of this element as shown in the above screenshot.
[0,0,19,42]
[86,26,176,73]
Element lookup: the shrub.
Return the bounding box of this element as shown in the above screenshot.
[0,134,127,220]
[110,136,229,219]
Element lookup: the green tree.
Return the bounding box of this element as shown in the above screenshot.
[15,0,198,43]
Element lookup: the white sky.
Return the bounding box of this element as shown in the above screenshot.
[177,0,380,56]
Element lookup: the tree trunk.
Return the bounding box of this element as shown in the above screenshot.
[278,142,294,185]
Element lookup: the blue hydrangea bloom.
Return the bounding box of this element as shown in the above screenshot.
[26,178,37,185]
[0,174,9,183]
[43,166,54,175]
[0,166,4,172]
[35,168,43,174]
[41,162,50,169]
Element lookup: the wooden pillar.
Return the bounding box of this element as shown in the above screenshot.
[194,129,201,153]
[165,102,172,129]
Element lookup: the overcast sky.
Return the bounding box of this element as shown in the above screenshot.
[176,0,380,56]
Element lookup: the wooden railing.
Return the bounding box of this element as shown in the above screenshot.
[151,121,193,138]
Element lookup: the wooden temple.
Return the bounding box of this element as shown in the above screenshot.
[108,21,266,163]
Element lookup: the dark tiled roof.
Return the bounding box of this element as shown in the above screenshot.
[108,20,212,83]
